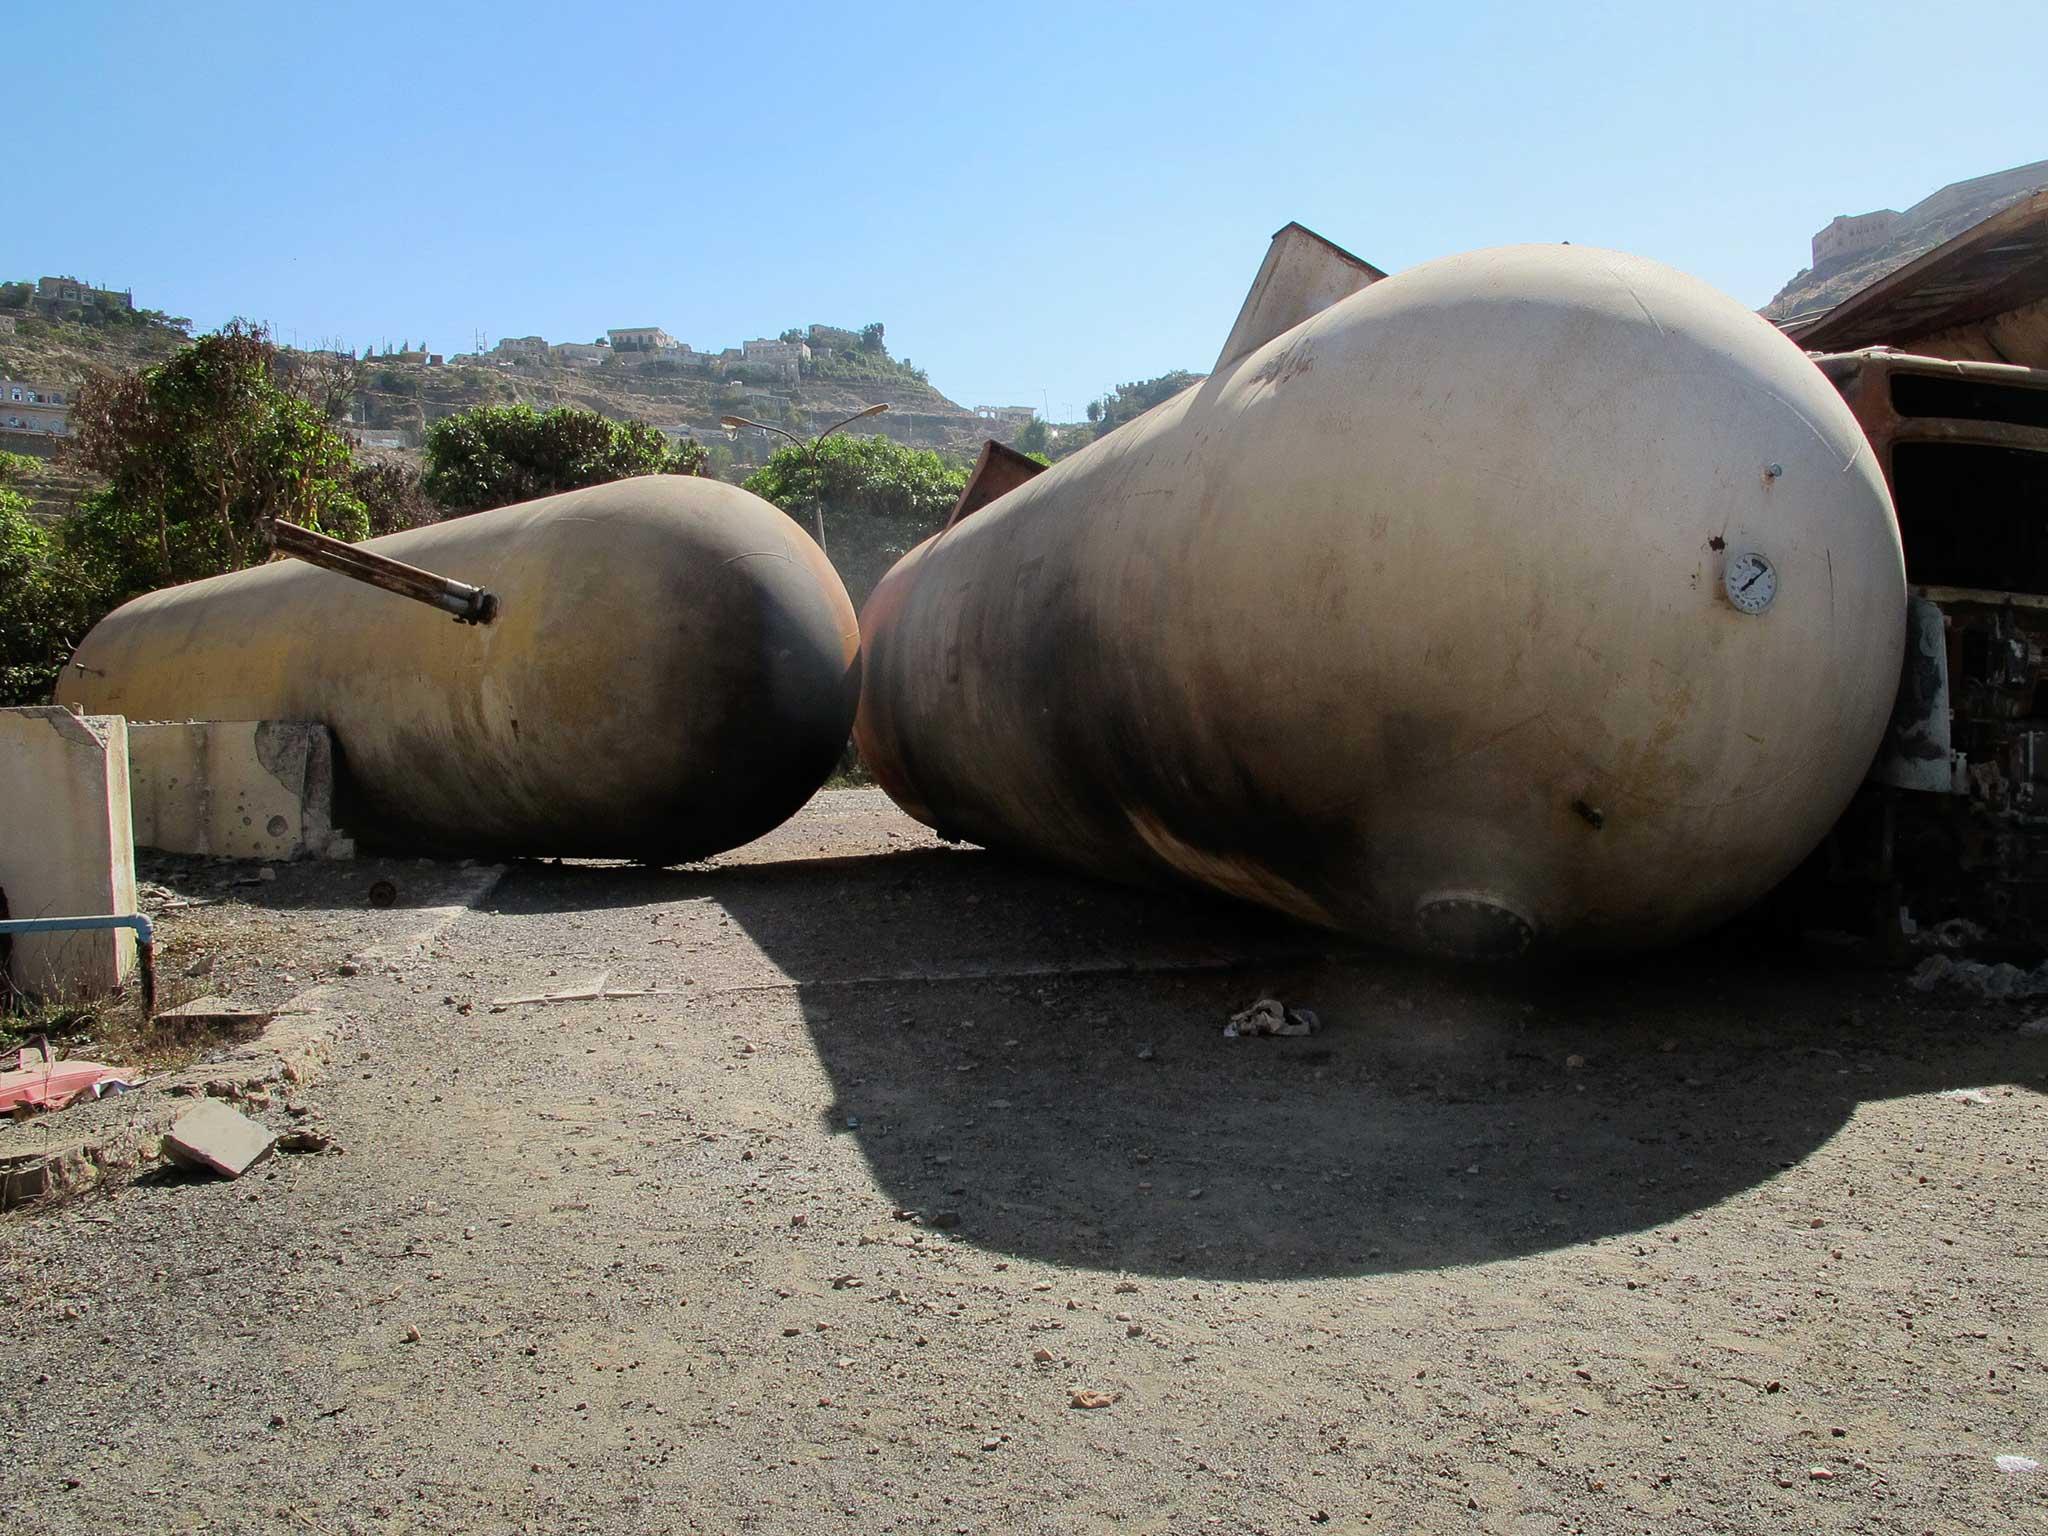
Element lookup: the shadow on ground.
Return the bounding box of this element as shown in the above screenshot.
[496,846,2048,1282]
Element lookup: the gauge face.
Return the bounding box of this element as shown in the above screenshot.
[1724,550,1777,614]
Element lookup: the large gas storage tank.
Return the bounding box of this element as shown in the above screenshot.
[857,235,1907,956]
[59,476,860,861]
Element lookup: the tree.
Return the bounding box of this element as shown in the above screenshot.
[1014,417,1051,455]
[858,322,886,355]
[278,344,365,424]
[0,455,97,705]
[64,320,369,605]
[348,457,438,537]
[744,432,964,528]
[1089,369,1204,439]
[421,404,707,515]
[742,433,968,609]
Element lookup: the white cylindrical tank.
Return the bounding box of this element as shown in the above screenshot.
[60,476,861,861]
[857,245,1906,955]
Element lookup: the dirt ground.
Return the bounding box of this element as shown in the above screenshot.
[4,789,2045,1535]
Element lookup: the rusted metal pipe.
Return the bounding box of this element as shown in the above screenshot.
[0,913,155,1014]
[273,519,498,625]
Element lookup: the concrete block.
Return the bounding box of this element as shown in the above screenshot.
[162,1099,276,1178]
[0,707,136,999]
[153,994,274,1030]
[126,720,334,860]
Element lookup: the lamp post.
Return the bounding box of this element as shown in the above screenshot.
[720,402,888,555]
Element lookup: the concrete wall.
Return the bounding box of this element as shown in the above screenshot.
[127,721,334,860]
[0,708,137,999]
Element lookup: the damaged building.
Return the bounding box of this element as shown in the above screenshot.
[1782,180,2048,949]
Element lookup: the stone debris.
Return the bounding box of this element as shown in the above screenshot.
[161,1100,278,1179]
[1996,1454,2039,1474]
[1224,998,1319,1038]
[1069,1389,1121,1409]
[1909,953,2048,999]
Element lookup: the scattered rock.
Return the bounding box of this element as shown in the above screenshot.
[1909,954,1954,992]
[1996,1455,2039,1474]
[1913,953,2048,999]
[1031,1348,1054,1364]
[161,1101,278,1179]
[1070,1389,1121,1410]
[1225,999,1318,1038]
[276,1130,336,1155]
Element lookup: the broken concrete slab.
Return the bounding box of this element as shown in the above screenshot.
[152,994,275,1030]
[126,720,335,861]
[0,707,138,999]
[162,1100,277,1179]
[1,1144,101,1210]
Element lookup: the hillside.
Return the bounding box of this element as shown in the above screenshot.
[1763,159,2048,322]
[0,305,193,520]
[0,294,1025,523]
[344,350,993,475]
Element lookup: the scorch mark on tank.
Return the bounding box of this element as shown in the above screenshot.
[854,225,1907,958]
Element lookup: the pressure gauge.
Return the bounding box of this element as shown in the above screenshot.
[1724,550,1777,615]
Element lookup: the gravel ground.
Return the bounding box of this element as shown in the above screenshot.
[4,789,2045,1535]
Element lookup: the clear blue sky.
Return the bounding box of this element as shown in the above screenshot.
[9,1,2044,420]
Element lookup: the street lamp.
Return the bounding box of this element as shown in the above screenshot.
[720,402,888,554]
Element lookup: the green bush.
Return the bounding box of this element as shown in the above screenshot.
[422,404,708,515]
[66,321,367,604]
[0,477,95,705]
[0,324,397,704]
[743,433,969,609]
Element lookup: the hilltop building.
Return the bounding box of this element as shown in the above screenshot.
[608,326,680,352]
[2,379,70,437]
[974,405,1037,431]
[494,335,548,358]
[36,275,133,311]
[806,323,862,353]
[743,337,810,367]
[1766,159,2048,323]
[551,342,609,367]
